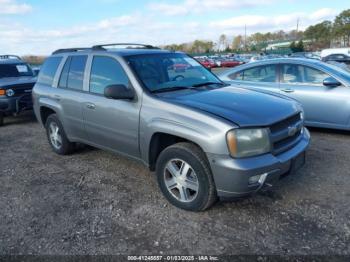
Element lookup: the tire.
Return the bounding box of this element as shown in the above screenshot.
[0,112,3,126]
[156,142,217,211]
[45,114,75,155]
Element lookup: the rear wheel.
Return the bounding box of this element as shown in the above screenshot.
[45,114,75,155]
[156,142,217,211]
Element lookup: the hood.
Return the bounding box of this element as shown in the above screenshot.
[161,86,300,127]
[0,76,37,88]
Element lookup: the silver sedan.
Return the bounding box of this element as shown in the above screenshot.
[219,58,350,130]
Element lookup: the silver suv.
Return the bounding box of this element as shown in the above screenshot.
[33,44,310,211]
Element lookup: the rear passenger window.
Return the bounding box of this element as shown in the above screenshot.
[58,55,87,90]
[38,57,62,86]
[229,65,276,82]
[90,56,129,95]
[242,65,277,82]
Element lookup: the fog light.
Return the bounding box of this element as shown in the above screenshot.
[249,173,268,185]
[249,175,262,185]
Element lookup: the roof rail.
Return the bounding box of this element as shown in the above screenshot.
[0,55,22,60]
[52,48,90,55]
[92,43,160,50]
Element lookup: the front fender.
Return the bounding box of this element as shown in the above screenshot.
[140,117,232,165]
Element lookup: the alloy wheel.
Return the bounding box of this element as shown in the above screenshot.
[48,122,62,150]
[164,159,199,203]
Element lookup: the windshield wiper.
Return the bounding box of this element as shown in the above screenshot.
[192,82,226,88]
[150,86,194,94]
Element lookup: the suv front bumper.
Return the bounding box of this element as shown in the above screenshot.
[207,127,310,199]
[0,95,33,114]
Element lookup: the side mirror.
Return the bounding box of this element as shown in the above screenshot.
[104,84,135,100]
[323,77,341,88]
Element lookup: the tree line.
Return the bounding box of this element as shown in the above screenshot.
[163,9,350,53]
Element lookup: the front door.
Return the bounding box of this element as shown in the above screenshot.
[82,55,141,158]
[279,63,350,127]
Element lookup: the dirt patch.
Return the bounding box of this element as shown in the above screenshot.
[0,112,349,255]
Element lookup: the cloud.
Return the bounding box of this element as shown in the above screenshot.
[0,7,340,55]
[0,0,32,14]
[209,8,338,33]
[148,0,273,16]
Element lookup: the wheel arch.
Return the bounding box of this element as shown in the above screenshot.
[147,132,206,171]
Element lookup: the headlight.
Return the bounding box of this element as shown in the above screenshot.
[226,128,271,158]
[6,89,14,97]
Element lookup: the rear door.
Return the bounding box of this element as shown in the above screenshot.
[56,55,88,140]
[226,64,280,94]
[279,63,350,126]
[82,55,141,158]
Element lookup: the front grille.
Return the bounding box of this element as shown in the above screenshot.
[269,113,303,155]
[7,83,34,97]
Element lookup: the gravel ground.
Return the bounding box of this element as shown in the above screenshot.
[0,112,349,256]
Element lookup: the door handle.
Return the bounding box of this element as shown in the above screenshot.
[280,88,295,93]
[86,103,96,110]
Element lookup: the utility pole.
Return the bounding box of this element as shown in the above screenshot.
[296,18,299,40]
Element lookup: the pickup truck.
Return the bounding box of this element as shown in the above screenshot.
[32,44,310,211]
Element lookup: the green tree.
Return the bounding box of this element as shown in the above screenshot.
[296,40,304,52]
[290,41,296,52]
[333,9,350,46]
[304,20,332,49]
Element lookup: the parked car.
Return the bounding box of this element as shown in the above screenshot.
[33,44,309,211]
[220,58,244,68]
[322,53,350,66]
[289,52,320,60]
[321,48,350,59]
[219,58,350,130]
[0,55,37,126]
[196,58,217,69]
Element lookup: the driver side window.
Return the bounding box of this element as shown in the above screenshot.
[90,56,130,95]
[281,64,329,85]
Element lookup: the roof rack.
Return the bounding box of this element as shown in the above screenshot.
[51,43,160,55]
[0,55,22,60]
[52,48,90,55]
[92,43,160,50]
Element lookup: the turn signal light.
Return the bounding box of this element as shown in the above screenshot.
[0,89,6,96]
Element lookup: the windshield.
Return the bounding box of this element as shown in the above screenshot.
[0,63,34,78]
[125,53,222,93]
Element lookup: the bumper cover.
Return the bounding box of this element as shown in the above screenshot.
[207,128,310,199]
[0,94,33,114]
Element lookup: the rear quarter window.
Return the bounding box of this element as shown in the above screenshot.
[38,57,63,86]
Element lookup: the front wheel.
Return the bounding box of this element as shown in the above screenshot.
[156,142,217,211]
